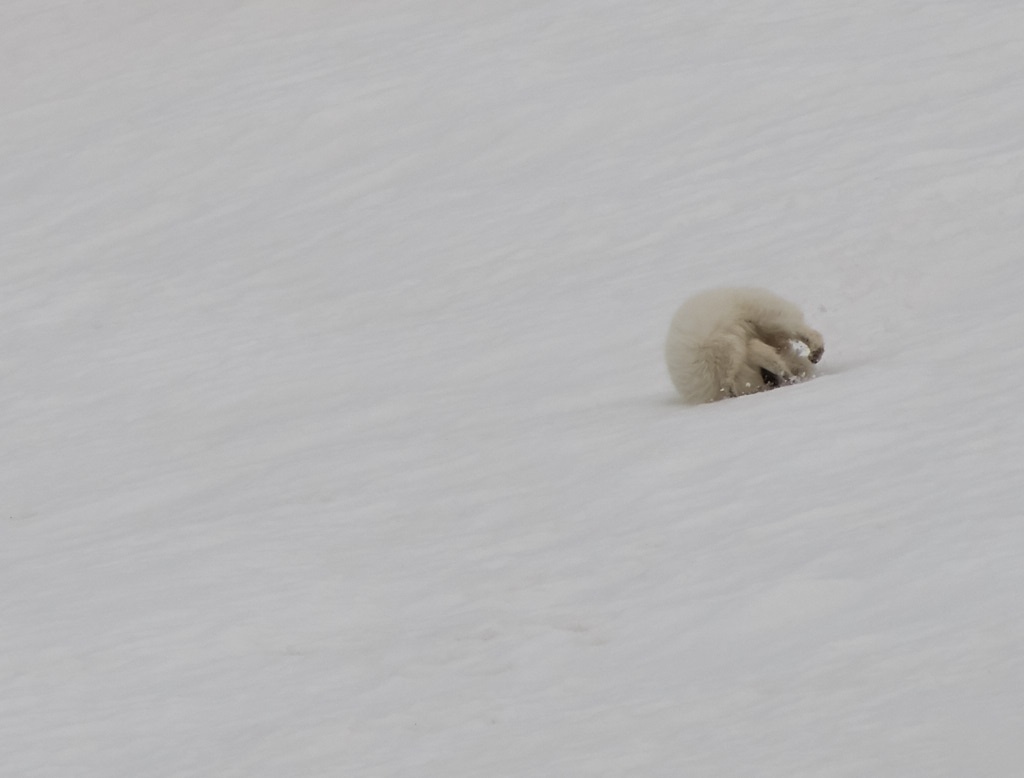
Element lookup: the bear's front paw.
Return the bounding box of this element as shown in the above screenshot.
[801,329,824,363]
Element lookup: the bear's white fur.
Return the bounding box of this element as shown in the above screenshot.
[665,287,824,403]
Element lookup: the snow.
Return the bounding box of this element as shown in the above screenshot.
[3,1,1024,775]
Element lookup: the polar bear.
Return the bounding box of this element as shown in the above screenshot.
[665,287,824,403]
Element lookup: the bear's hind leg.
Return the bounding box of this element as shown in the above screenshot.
[747,338,795,385]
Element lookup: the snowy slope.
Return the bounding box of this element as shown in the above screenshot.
[3,1,1024,775]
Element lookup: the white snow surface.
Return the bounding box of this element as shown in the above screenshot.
[4,1,1024,775]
